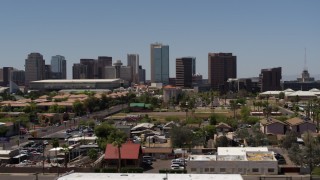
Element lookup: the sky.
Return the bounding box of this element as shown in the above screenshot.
[0,0,319,80]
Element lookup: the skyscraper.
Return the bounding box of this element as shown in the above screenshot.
[80,59,95,79]
[72,63,87,79]
[25,52,45,86]
[176,57,195,88]
[51,55,67,79]
[2,67,14,86]
[150,43,169,85]
[127,54,139,84]
[208,53,237,91]
[97,56,112,79]
[259,67,282,92]
[104,60,132,82]
[138,65,146,84]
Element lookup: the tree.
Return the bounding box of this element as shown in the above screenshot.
[279,92,285,99]
[170,126,194,148]
[72,100,84,116]
[88,148,98,160]
[203,125,216,140]
[288,131,320,173]
[235,128,250,140]
[61,144,70,168]
[52,138,59,148]
[229,100,238,121]
[216,136,229,147]
[0,126,8,137]
[281,131,298,149]
[208,114,217,125]
[240,106,251,121]
[95,123,115,139]
[108,130,127,173]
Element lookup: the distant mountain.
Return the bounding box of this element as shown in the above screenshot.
[282,74,320,81]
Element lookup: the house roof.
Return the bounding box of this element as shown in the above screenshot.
[143,147,173,154]
[260,118,286,126]
[216,122,232,129]
[285,117,314,126]
[104,142,141,160]
[129,103,151,108]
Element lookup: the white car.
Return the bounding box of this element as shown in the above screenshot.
[171,164,184,170]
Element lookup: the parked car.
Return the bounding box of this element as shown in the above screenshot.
[171,164,183,170]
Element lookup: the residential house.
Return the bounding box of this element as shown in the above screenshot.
[285,117,316,134]
[260,118,286,135]
[104,142,142,168]
[216,122,232,133]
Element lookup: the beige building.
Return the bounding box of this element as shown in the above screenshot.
[188,147,278,175]
[25,52,45,86]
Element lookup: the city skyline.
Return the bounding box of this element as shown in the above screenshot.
[0,1,319,79]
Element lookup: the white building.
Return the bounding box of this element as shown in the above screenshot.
[57,173,243,180]
[188,147,278,175]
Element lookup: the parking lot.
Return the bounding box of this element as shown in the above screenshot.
[144,158,189,173]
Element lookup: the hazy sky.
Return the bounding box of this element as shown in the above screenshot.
[0,0,319,79]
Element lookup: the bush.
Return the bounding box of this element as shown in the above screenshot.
[159,169,187,174]
[101,168,117,173]
[120,167,143,173]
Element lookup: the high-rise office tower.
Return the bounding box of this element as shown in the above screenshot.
[25,52,45,86]
[2,67,14,86]
[44,65,52,79]
[259,67,282,92]
[97,56,112,79]
[0,68,3,83]
[127,54,139,84]
[79,59,95,79]
[51,55,67,79]
[150,43,169,84]
[11,70,25,86]
[208,53,237,90]
[104,60,132,82]
[176,57,195,88]
[72,63,87,79]
[138,65,146,84]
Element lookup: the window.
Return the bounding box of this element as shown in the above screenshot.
[191,168,197,172]
[205,168,209,172]
[238,168,242,173]
[220,168,226,173]
[252,168,259,173]
[268,168,275,173]
[210,168,215,172]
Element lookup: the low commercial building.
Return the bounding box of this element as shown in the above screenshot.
[29,79,129,91]
[187,147,278,175]
[57,173,243,180]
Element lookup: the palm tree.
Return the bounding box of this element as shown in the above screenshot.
[108,130,127,173]
[229,100,238,121]
[61,144,70,168]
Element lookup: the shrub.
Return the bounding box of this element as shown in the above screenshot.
[120,167,143,173]
[159,169,187,174]
[101,168,117,173]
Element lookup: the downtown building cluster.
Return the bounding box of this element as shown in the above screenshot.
[0,42,319,93]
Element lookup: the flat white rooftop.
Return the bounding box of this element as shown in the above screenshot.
[57,173,243,180]
[189,155,217,161]
[218,147,268,156]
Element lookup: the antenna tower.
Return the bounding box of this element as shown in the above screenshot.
[304,48,307,71]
